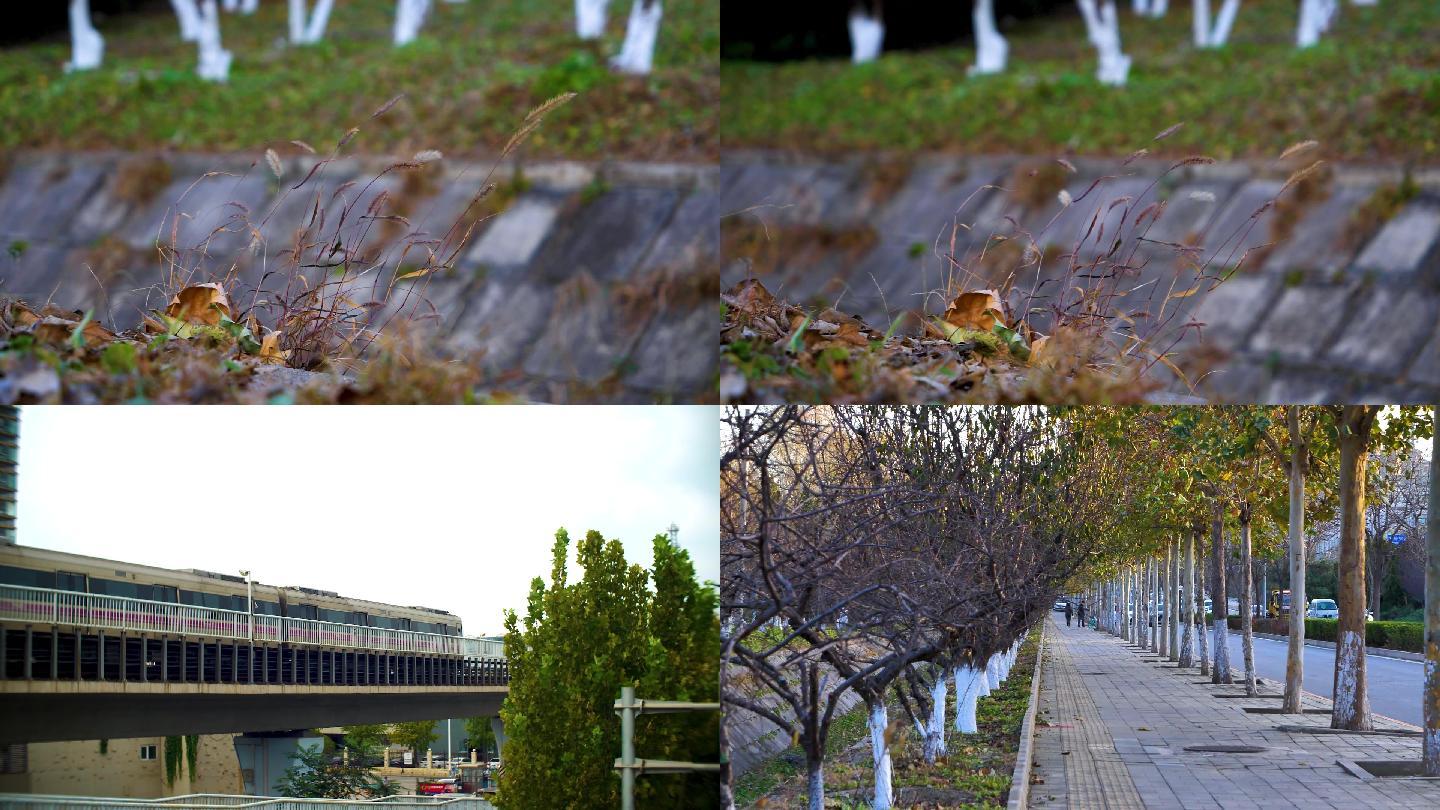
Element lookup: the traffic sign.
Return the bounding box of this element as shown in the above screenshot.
[1389,533,1406,545]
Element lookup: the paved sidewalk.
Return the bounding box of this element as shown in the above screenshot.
[1029,618,1440,809]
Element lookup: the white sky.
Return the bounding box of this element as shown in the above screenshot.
[13,406,719,637]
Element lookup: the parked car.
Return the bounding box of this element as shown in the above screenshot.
[1305,598,1338,619]
[1053,600,1068,612]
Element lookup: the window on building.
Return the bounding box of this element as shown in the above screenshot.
[139,745,157,760]
[0,743,26,774]
[0,566,55,589]
[56,572,87,592]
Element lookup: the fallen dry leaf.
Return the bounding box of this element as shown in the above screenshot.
[943,289,1004,332]
[257,331,292,366]
[165,283,231,326]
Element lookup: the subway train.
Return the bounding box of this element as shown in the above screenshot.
[0,544,460,637]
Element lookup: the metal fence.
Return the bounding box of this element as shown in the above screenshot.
[0,795,493,810]
[613,686,720,810]
[0,585,502,660]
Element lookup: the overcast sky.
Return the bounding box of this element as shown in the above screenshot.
[14,406,718,637]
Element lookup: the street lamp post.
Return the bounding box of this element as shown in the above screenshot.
[241,570,253,642]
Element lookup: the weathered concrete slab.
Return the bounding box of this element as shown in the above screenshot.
[529,186,680,284]
[1248,282,1358,363]
[1409,329,1440,389]
[1197,179,1283,271]
[463,194,561,273]
[1260,184,1376,278]
[1353,198,1440,277]
[1326,287,1439,378]
[1186,274,1281,353]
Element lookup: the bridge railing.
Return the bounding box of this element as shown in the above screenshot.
[0,585,502,660]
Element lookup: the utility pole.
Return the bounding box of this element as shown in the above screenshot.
[1424,409,1438,776]
[241,569,253,641]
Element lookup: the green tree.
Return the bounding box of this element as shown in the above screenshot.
[389,721,438,762]
[341,724,388,763]
[463,717,496,760]
[496,528,718,810]
[274,743,399,799]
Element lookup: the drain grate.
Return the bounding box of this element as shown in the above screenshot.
[1184,744,1269,754]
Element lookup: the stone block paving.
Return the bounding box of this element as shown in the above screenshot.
[1030,618,1440,810]
[0,152,715,403]
[720,153,1440,403]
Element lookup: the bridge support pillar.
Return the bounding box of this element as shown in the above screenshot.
[490,716,506,761]
[73,631,80,681]
[26,626,35,681]
[49,630,57,680]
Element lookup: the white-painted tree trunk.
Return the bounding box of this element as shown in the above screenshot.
[577,0,610,39]
[1297,0,1339,47]
[954,665,980,733]
[1180,532,1195,666]
[171,0,203,41]
[985,653,1001,691]
[195,0,232,82]
[975,657,992,698]
[394,0,432,46]
[922,675,947,763]
[612,0,662,75]
[1076,0,1130,86]
[240,0,258,12]
[970,0,1008,75]
[848,6,884,64]
[1150,0,1169,16]
[867,701,894,809]
[1195,0,1241,47]
[290,0,336,44]
[67,0,104,72]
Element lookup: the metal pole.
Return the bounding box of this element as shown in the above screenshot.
[1424,407,1439,776]
[620,685,635,810]
[243,571,254,643]
[447,718,452,767]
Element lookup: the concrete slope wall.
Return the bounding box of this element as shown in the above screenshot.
[721,152,1440,403]
[0,152,716,403]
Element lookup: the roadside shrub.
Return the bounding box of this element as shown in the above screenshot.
[1305,618,1337,642]
[1370,621,1421,653]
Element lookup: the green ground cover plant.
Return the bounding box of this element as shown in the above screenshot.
[0,0,717,161]
[734,629,1040,809]
[720,2,1439,162]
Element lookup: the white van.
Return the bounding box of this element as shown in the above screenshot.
[1306,598,1338,619]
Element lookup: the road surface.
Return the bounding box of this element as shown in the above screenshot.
[1219,632,1422,727]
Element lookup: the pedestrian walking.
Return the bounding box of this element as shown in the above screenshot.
[1078,600,1087,628]
[1064,600,1073,627]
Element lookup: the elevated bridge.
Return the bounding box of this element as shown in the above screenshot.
[0,585,508,744]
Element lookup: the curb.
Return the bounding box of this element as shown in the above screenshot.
[1006,622,1046,810]
[1249,630,1424,663]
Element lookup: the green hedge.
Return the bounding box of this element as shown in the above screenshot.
[1223,616,1421,653]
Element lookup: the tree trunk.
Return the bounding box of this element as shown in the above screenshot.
[1283,406,1307,714]
[1076,0,1130,85]
[848,2,884,64]
[1332,405,1376,731]
[1180,530,1195,667]
[67,0,105,72]
[1197,527,1211,677]
[923,669,947,763]
[867,698,894,809]
[1211,503,1231,684]
[1163,536,1175,657]
[1159,548,1169,658]
[576,0,610,39]
[970,0,1008,75]
[612,0,663,75]
[195,0,231,82]
[806,755,825,810]
[720,704,734,810]
[1423,405,1439,776]
[954,663,980,733]
[1240,502,1257,696]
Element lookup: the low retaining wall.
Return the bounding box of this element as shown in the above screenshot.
[1005,625,1046,810]
[0,151,715,402]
